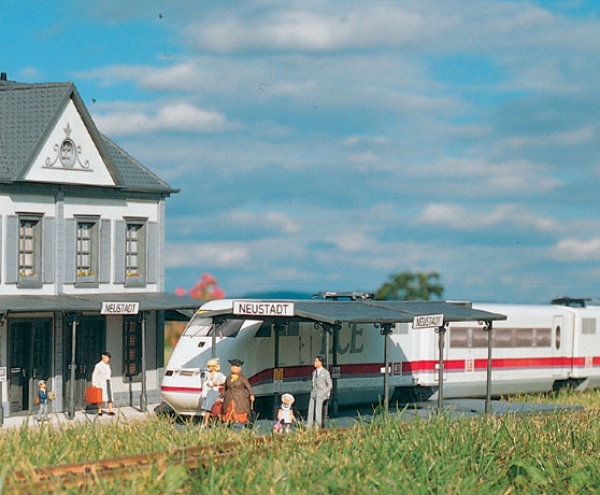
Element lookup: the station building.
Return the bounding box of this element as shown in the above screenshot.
[0,74,198,418]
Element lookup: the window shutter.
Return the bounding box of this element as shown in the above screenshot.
[5,216,18,284]
[114,220,126,284]
[43,217,55,284]
[146,222,158,284]
[0,216,3,282]
[100,219,111,283]
[64,219,76,284]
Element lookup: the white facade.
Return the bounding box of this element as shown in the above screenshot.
[0,80,190,419]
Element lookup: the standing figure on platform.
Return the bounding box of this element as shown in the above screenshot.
[92,351,114,416]
[221,359,255,424]
[306,355,332,428]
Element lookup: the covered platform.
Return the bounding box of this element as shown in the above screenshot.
[198,295,507,415]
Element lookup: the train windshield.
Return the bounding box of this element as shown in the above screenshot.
[182,317,213,337]
[181,316,244,338]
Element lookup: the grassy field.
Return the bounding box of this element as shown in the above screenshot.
[2,390,600,494]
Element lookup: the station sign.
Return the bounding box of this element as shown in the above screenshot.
[412,314,444,329]
[101,302,140,315]
[233,301,295,317]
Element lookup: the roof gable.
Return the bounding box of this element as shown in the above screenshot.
[0,80,176,194]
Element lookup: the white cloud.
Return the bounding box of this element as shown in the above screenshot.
[549,238,600,261]
[415,203,558,232]
[164,242,249,268]
[92,101,236,136]
[184,6,428,52]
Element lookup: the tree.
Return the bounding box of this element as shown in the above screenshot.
[375,271,444,301]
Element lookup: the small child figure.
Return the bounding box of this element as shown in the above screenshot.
[274,393,295,433]
[37,380,49,422]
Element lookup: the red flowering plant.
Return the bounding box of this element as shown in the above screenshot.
[165,273,225,361]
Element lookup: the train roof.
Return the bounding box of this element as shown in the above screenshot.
[197,298,506,325]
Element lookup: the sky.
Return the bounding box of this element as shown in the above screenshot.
[3,0,600,304]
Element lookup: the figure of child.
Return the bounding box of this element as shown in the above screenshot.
[274,393,295,433]
[37,380,49,422]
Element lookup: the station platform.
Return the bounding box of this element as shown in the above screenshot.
[0,399,583,432]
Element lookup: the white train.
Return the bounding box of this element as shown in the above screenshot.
[161,296,600,418]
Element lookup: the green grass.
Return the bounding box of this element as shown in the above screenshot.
[3,389,600,494]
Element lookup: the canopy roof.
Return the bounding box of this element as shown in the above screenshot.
[200,299,506,325]
[0,293,200,313]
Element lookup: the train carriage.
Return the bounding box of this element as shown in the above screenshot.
[161,297,600,419]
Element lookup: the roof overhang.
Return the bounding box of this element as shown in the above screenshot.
[0,293,201,314]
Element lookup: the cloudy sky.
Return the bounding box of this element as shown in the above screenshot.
[3,0,600,303]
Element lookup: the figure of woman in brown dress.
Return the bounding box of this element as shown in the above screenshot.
[221,358,255,424]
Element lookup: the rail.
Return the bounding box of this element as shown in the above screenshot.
[3,429,345,494]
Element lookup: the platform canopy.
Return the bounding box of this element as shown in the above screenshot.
[197,298,506,325]
[199,297,507,416]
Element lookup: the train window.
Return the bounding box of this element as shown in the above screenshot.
[450,327,470,348]
[555,325,561,350]
[534,328,552,347]
[255,323,272,338]
[514,328,534,347]
[286,322,299,337]
[582,318,596,335]
[215,319,244,338]
[182,317,213,337]
[493,328,514,348]
[471,327,488,348]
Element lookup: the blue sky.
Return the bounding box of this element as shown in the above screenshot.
[3,0,600,303]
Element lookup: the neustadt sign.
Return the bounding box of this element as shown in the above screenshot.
[101,302,140,315]
[412,314,444,329]
[233,301,295,317]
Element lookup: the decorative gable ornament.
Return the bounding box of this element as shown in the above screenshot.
[45,123,91,170]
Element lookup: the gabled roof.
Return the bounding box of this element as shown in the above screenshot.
[0,79,177,194]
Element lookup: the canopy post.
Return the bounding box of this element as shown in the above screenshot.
[436,323,447,410]
[64,312,82,420]
[375,322,394,411]
[484,320,494,414]
[139,311,147,412]
[272,321,284,419]
[331,323,341,417]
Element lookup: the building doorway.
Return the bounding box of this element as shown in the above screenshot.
[8,318,52,413]
[63,315,105,409]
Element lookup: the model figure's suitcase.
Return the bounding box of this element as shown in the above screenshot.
[86,385,102,404]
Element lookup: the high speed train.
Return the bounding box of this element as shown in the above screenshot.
[161,296,600,418]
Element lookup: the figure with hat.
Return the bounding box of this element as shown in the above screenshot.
[221,358,255,425]
[92,351,114,416]
[201,358,226,427]
[274,393,296,433]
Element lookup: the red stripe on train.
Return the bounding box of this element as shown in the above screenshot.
[161,385,202,394]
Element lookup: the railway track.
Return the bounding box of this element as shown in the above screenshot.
[2,429,345,494]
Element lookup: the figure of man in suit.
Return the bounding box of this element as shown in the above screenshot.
[306,355,332,428]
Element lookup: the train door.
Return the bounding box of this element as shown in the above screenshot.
[63,316,105,408]
[552,315,564,377]
[8,318,52,414]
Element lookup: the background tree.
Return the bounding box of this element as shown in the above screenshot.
[375,271,444,301]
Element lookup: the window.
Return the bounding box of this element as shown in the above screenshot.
[125,221,146,287]
[76,218,99,285]
[18,215,42,287]
[123,316,142,381]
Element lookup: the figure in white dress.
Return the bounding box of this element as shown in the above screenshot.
[92,351,114,416]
